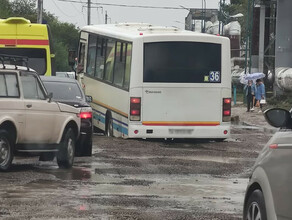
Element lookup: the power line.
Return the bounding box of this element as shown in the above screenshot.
[71,1,87,24]
[52,0,78,17]
[57,0,187,10]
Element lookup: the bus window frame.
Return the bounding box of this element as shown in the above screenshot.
[82,31,132,92]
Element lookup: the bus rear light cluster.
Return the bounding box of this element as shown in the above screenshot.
[130,97,141,121]
[223,98,231,122]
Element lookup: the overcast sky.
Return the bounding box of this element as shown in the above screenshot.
[43,0,229,29]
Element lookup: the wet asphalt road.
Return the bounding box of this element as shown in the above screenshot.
[0,125,272,220]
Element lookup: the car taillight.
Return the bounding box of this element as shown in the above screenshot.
[79,112,92,119]
[269,144,278,149]
[223,98,231,121]
[130,97,141,121]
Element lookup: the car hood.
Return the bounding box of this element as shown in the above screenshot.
[54,100,90,108]
[57,102,81,114]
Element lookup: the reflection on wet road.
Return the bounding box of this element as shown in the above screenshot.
[0,127,271,219]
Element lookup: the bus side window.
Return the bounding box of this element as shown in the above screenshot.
[104,39,115,83]
[123,43,132,90]
[113,42,126,87]
[86,35,97,76]
[95,38,105,79]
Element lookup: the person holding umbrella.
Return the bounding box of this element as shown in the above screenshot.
[244,80,256,112]
[255,79,266,113]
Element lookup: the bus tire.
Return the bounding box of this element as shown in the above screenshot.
[105,115,114,137]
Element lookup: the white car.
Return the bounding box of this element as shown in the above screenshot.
[0,60,81,171]
[243,108,292,220]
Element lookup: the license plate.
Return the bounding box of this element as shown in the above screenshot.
[169,129,194,134]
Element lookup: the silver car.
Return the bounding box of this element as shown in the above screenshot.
[243,108,292,220]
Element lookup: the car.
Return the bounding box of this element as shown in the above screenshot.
[243,108,292,220]
[40,76,93,157]
[55,71,75,79]
[0,54,81,171]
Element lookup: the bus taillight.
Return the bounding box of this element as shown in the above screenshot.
[130,97,141,121]
[223,98,231,121]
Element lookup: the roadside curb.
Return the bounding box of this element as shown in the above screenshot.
[231,115,278,134]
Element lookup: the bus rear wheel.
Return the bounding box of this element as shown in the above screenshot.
[106,116,113,137]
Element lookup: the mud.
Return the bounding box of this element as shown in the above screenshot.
[0,124,272,219]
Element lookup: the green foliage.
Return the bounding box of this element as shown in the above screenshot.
[10,0,37,22]
[54,41,69,71]
[0,0,11,18]
[0,0,79,71]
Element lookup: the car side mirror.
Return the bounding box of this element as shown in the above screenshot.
[264,108,292,128]
[86,95,92,103]
[47,92,53,103]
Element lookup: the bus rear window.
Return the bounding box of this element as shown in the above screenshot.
[0,48,47,75]
[144,42,221,83]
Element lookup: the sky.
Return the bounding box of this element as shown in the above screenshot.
[43,0,229,29]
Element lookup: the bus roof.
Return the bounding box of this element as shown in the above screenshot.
[81,23,228,42]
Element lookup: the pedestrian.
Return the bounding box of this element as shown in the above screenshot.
[244,80,256,112]
[255,79,266,113]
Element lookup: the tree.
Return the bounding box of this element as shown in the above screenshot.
[0,0,11,18]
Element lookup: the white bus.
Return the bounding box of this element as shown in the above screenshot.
[77,23,231,139]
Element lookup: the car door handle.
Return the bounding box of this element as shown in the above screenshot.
[26,104,32,108]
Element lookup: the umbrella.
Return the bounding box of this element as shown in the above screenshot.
[244,72,265,81]
[239,72,265,84]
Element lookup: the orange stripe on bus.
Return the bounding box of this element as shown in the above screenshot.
[0,39,49,46]
[92,99,128,118]
[142,121,220,126]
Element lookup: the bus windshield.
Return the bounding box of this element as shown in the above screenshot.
[0,48,47,75]
[143,42,221,83]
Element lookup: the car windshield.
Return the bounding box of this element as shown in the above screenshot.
[0,48,47,75]
[42,81,83,101]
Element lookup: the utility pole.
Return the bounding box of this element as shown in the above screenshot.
[105,11,108,24]
[37,0,43,24]
[87,0,91,25]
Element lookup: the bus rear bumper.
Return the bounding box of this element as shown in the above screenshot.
[127,124,231,139]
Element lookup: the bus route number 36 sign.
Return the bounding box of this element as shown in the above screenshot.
[209,71,221,83]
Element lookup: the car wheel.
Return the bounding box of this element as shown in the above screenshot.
[0,130,14,171]
[57,128,75,169]
[244,189,267,220]
[106,116,113,137]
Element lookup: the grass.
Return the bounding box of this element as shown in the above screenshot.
[233,92,292,111]
[265,96,292,110]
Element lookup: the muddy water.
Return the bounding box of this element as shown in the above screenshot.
[0,127,271,219]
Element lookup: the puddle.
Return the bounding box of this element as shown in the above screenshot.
[232,122,277,134]
[232,122,261,131]
[110,155,254,164]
